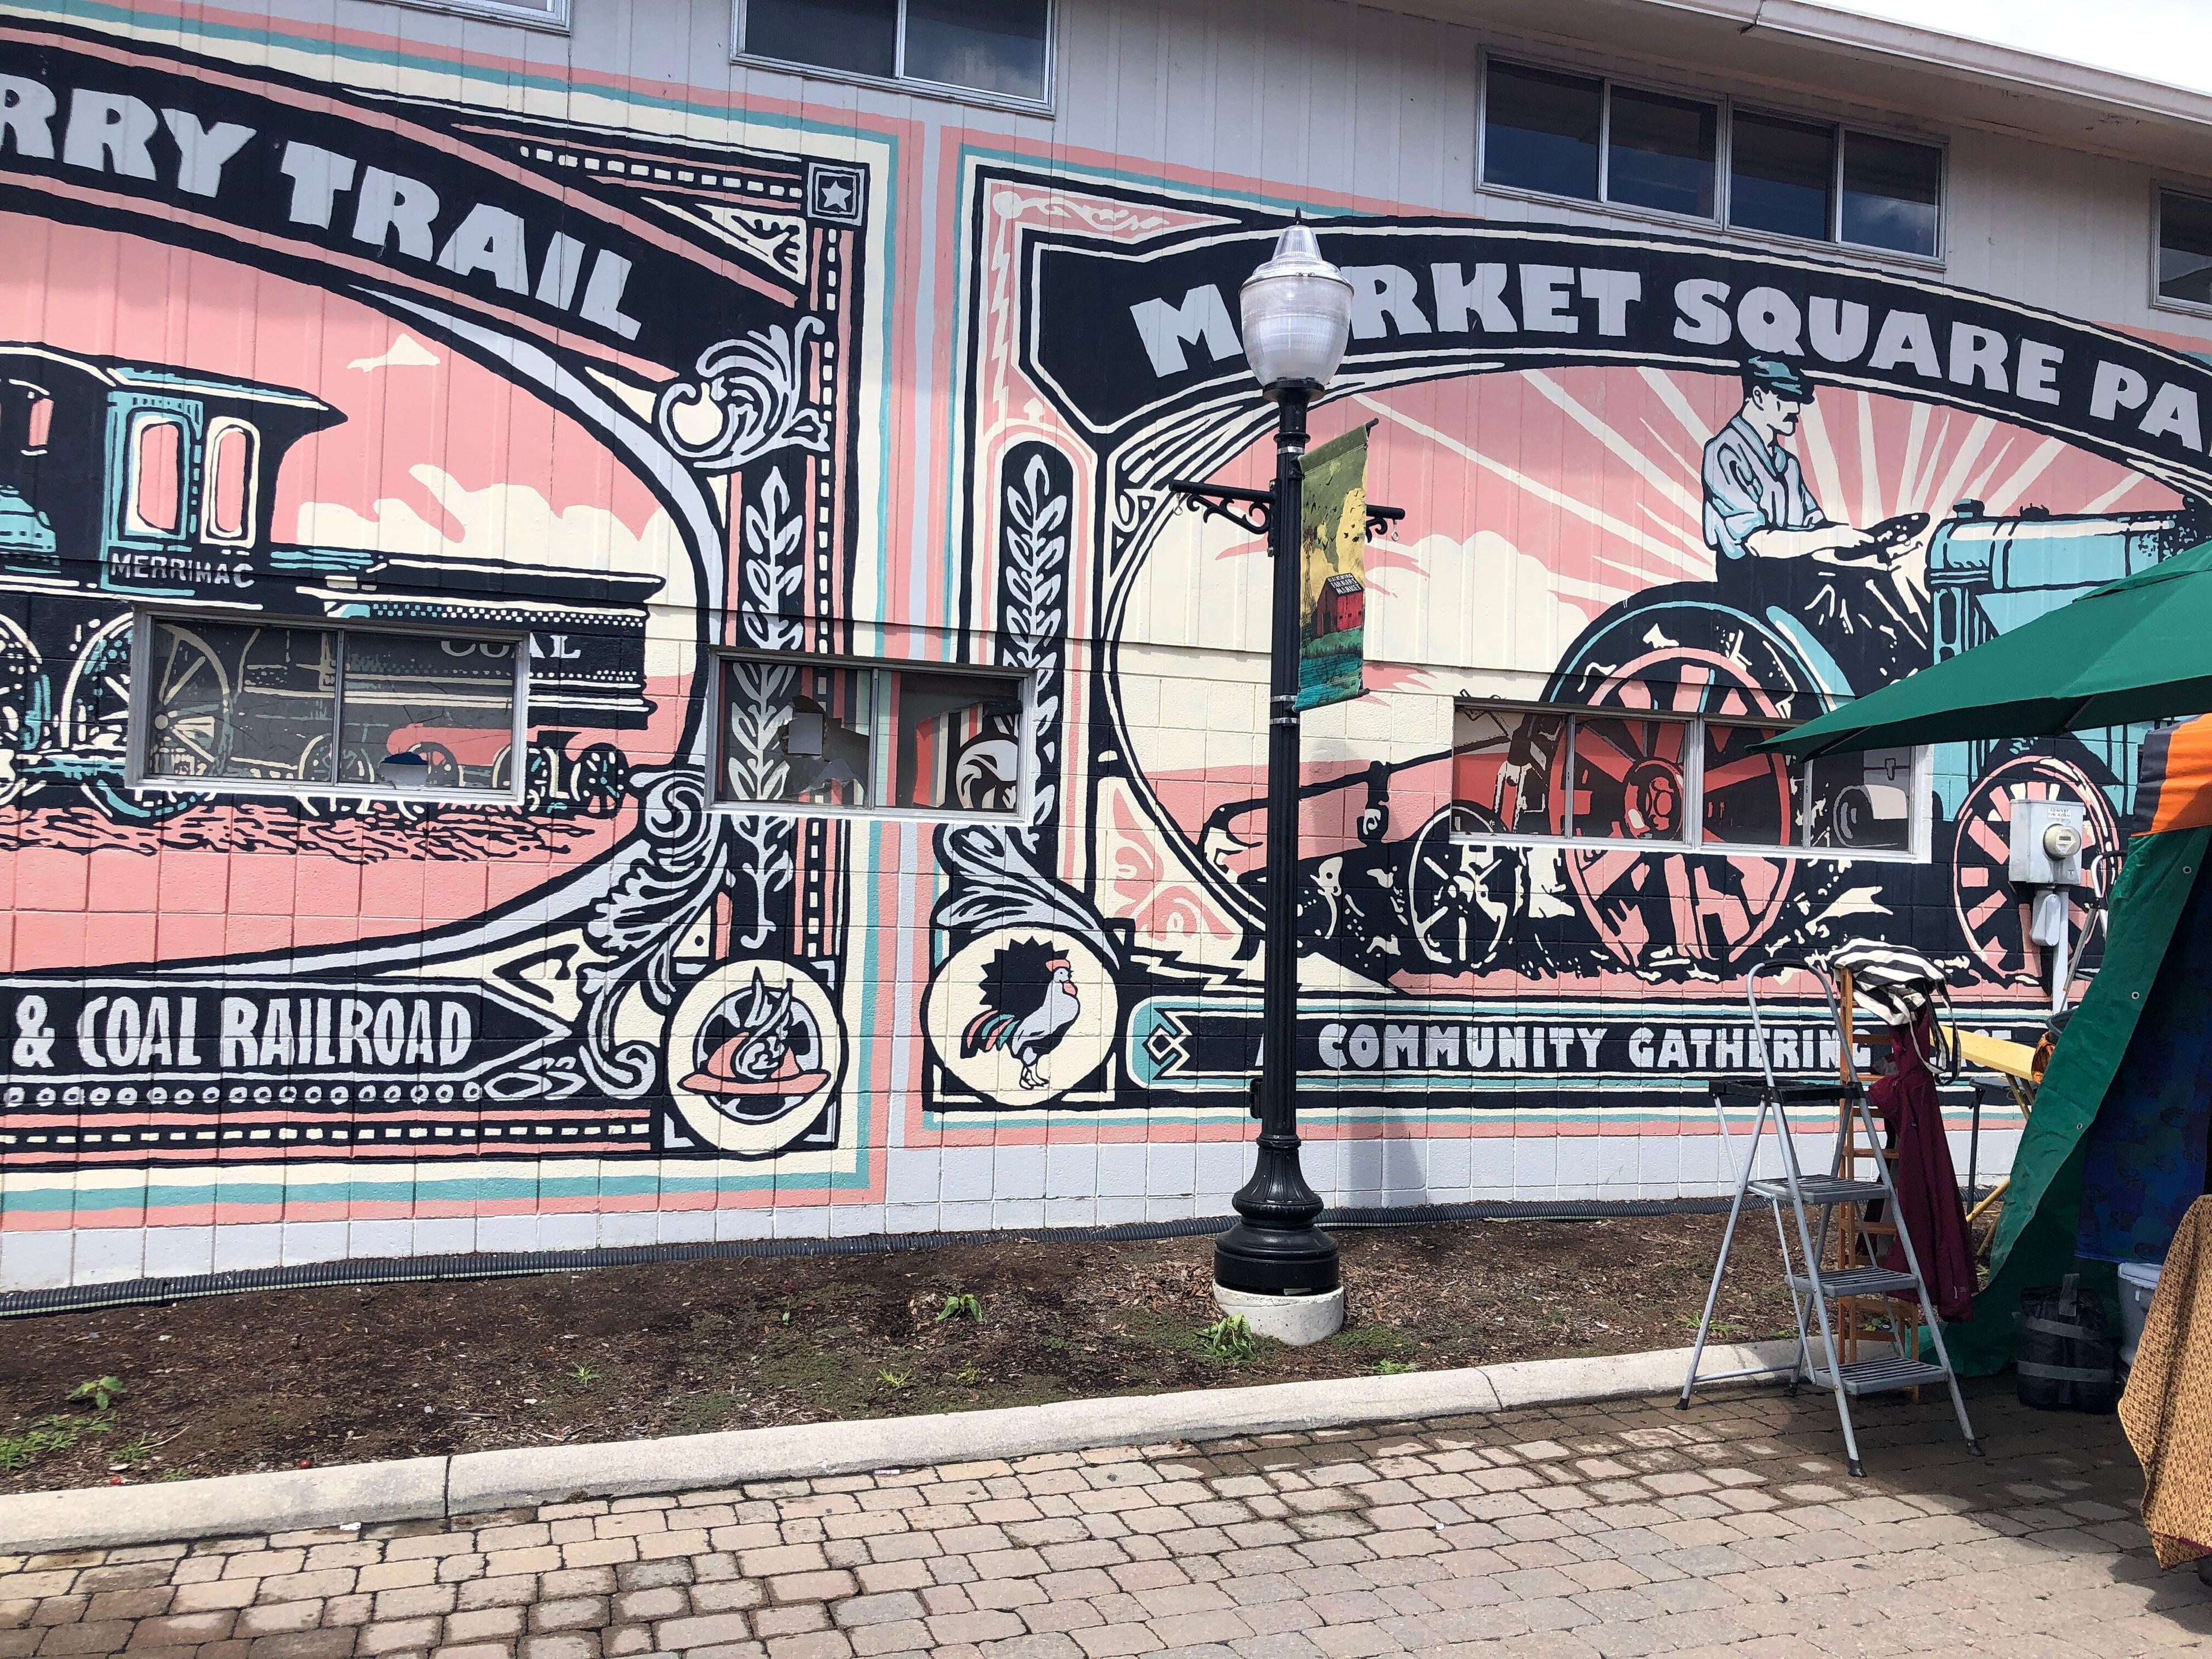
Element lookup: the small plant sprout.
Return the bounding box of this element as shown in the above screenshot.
[1199,1315,1257,1363]
[949,1362,982,1386]
[568,1364,600,1384]
[69,1376,127,1412]
[877,1369,912,1389]
[1373,1359,1418,1376]
[937,1293,984,1324]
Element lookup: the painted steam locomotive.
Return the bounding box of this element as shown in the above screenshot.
[0,345,661,824]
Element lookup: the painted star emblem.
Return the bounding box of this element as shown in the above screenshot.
[819,178,853,213]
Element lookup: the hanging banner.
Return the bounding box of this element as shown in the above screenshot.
[1297,423,1370,711]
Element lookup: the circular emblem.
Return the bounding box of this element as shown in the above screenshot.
[665,961,843,1155]
[924,930,1116,1107]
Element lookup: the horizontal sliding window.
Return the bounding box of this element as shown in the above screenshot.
[136,617,523,798]
[738,0,1049,101]
[1483,61,1717,220]
[1451,698,1926,858]
[716,654,1028,820]
[2158,188,2212,308]
[1482,59,1941,255]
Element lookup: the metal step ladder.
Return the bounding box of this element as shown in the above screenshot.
[1677,960,1980,1477]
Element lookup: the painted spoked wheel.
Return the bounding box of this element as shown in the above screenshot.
[296,736,375,820]
[62,617,227,823]
[570,742,630,819]
[1407,805,1527,972]
[1950,752,2121,980]
[0,611,40,809]
[386,740,460,824]
[1543,597,1823,971]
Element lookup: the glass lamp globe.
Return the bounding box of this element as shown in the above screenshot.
[1238,223,1354,396]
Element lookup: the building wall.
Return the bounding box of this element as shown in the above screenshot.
[2,0,2209,1288]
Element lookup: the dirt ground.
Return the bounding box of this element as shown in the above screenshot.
[0,1211,1796,1494]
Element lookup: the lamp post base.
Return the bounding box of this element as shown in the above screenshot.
[1212,1281,1346,1346]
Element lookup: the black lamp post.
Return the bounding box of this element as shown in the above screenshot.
[1167,225,1399,1334]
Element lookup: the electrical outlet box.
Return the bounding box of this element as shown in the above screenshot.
[2010,798,2085,886]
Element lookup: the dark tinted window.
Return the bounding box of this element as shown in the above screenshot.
[743,0,897,79]
[905,0,1047,99]
[1608,88,1716,218]
[2160,190,2212,306]
[1484,62,1600,201]
[1841,132,1941,255]
[1731,112,1834,241]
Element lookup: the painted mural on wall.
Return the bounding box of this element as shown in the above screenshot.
[7,5,2212,1266]
[0,17,891,1205]
[928,164,2212,1121]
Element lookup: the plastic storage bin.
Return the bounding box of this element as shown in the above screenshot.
[2119,1260,2164,1368]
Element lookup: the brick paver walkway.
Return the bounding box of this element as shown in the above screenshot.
[3,1378,2209,1659]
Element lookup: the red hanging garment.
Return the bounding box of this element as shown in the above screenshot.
[1870,1014,1976,1321]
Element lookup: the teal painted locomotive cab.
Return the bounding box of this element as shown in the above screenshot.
[0,484,56,573]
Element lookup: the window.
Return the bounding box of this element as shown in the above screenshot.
[1450,698,1927,858]
[384,0,568,30]
[1483,62,1714,218]
[2157,188,2212,308]
[716,653,1027,819]
[133,616,525,800]
[737,0,1049,103]
[1608,87,1718,219]
[1729,112,1832,243]
[203,419,256,545]
[1841,132,1942,256]
[1479,59,1941,255]
[127,414,184,537]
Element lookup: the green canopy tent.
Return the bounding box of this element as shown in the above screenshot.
[1763,537,2212,762]
[1757,539,2212,1374]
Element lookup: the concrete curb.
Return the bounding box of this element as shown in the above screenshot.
[0,1339,1794,1553]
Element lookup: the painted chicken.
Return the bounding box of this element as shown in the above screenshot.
[960,938,1080,1090]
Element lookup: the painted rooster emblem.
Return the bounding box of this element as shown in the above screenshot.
[960,938,1081,1090]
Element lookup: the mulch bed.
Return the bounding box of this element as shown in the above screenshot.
[0,1210,1793,1494]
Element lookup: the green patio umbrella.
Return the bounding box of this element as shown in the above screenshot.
[1762,537,2212,759]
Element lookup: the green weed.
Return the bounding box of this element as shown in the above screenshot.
[1332,1324,1414,1357]
[0,1417,79,1473]
[1198,1315,1257,1364]
[567,1364,600,1384]
[1372,1359,1418,1376]
[69,1376,127,1412]
[876,1369,913,1390]
[936,1293,984,1324]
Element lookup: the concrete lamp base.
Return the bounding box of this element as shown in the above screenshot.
[1213,1282,1346,1346]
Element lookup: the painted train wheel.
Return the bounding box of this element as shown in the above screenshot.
[1950,752,2120,980]
[1407,805,1527,972]
[1543,598,1823,971]
[62,617,226,824]
[0,610,40,809]
[571,742,630,818]
[296,736,375,820]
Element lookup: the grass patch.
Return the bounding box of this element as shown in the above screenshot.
[0,1415,96,1474]
[1331,1323,1415,1358]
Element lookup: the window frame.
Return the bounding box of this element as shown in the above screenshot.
[1475,52,1947,266]
[125,609,533,808]
[730,0,1055,115]
[2151,183,2212,320]
[380,0,571,33]
[709,647,1035,826]
[1448,697,1931,864]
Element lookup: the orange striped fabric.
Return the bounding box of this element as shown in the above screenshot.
[2134,717,2212,837]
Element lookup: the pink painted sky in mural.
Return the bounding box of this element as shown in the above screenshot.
[0,216,690,975]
